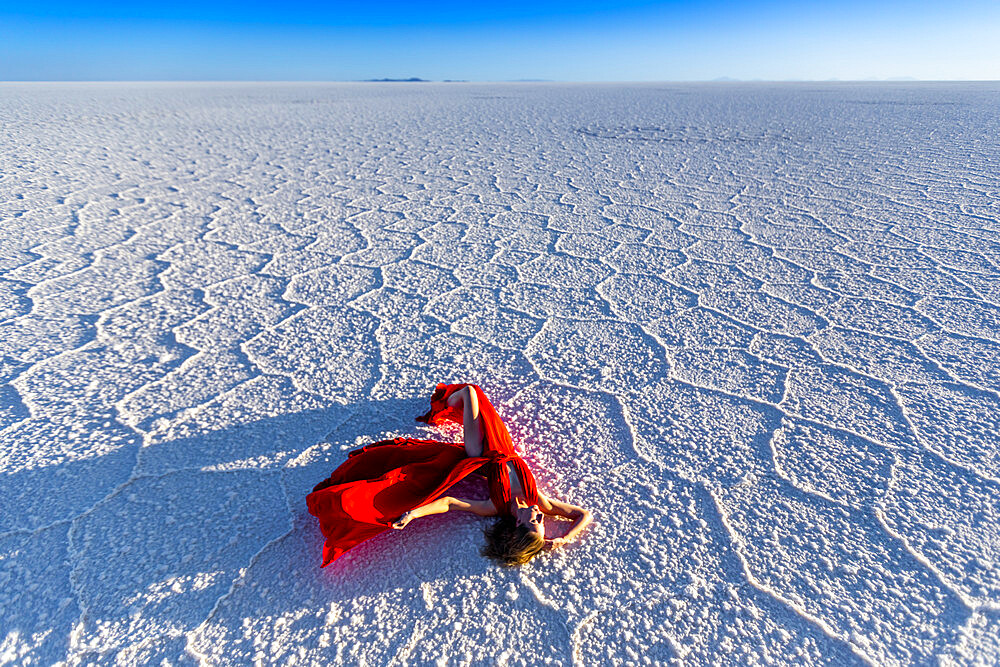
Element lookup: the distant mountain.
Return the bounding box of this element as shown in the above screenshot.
[363,77,427,82]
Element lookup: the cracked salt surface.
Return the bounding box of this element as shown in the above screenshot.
[1,81,999,665]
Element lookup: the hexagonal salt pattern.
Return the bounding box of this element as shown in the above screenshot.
[2,81,999,664]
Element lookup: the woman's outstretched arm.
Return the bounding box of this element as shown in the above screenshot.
[537,492,592,547]
[391,496,497,529]
[445,385,484,458]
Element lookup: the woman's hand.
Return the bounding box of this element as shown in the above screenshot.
[391,511,413,530]
[546,537,569,549]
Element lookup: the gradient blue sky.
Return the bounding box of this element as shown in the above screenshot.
[2,1,998,81]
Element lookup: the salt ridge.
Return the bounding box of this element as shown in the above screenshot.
[1,81,998,665]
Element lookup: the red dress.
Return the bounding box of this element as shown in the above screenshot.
[306,383,539,567]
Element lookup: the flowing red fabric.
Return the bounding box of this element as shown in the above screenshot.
[306,383,538,567]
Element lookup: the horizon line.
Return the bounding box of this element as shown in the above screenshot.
[3,78,1000,84]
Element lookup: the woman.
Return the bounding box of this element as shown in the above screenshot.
[307,383,591,567]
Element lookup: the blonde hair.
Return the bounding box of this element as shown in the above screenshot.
[481,516,545,566]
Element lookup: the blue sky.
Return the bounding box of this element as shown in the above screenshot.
[1,1,998,81]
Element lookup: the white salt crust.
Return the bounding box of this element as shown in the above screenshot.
[1,82,999,666]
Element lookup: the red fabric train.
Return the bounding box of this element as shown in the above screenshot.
[306,383,538,567]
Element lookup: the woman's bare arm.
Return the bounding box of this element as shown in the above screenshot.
[391,496,497,529]
[536,492,592,546]
[447,496,499,517]
[446,386,484,458]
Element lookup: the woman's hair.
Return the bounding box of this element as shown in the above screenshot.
[481,516,545,566]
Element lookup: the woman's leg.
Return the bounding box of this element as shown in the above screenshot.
[447,386,484,457]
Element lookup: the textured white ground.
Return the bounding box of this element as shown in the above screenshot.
[1,82,999,666]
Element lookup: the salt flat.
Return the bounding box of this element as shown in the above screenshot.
[1,81,999,665]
